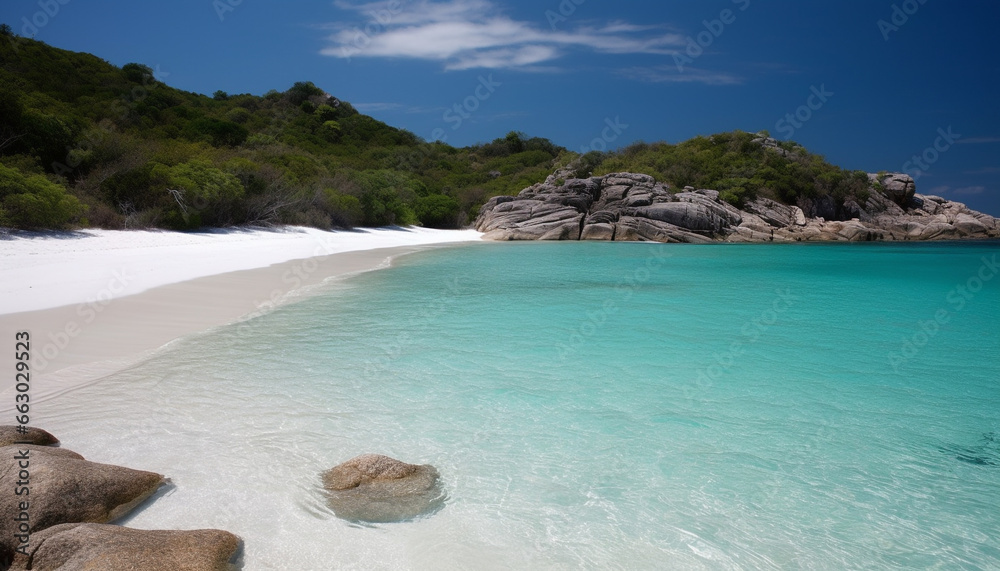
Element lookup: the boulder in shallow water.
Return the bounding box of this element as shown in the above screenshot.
[322,454,445,523]
[12,523,241,571]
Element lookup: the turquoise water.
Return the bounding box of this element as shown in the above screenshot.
[43,241,1000,570]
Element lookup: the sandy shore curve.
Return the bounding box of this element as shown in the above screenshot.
[0,226,482,408]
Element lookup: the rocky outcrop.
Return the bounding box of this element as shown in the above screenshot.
[322,454,445,523]
[475,170,999,243]
[0,426,58,447]
[0,444,165,560]
[879,173,917,206]
[12,523,242,571]
[0,427,241,570]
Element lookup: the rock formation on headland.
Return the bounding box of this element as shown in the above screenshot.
[322,454,445,523]
[476,167,999,244]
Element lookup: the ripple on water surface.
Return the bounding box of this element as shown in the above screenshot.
[41,241,1000,570]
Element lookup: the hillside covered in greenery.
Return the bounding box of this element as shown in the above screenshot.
[580,133,874,208]
[0,31,875,231]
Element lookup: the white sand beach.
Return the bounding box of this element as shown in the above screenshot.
[0,226,482,405]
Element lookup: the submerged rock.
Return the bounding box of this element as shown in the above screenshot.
[322,454,445,523]
[13,523,242,571]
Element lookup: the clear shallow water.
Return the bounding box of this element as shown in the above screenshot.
[41,241,1000,570]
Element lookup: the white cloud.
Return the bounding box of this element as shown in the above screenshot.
[352,102,405,112]
[352,102,441,114]
[955,136,1000,145]
[953,186,986,195]
[619,65,742,85]
[930,185,989,196]
[964,167,1000,175]
[322,0,686,71]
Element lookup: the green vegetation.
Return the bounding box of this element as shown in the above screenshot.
[0,163,84,228]
[0,35,876,231]
[0,36,561,230]
[584,131,872,208]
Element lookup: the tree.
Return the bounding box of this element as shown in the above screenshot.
[323,190,363,227]
[0,89,26,153]
[0,23,13,37]
[321,120,341,141]
[285,81,324,105]
[188,118,248,147]
[121,63,154,84]
[213,90,229,101]
[0,164,85,229]
[504,131,525,154]
[416,194,460,228]
[150,159,245,228]
[159,159,244,204]
[353,170,422,226]
[225,107,251,124]
[358,186,416,226]
[314,104,337,121]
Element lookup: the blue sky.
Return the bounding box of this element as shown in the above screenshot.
[3,0,999,214]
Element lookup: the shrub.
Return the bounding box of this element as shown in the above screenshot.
[321,120,341,141]
[121,63,154,84]
[359,187,416,226]
[286,81,324,105]
[0,164,85,229]
[323,190,363,227]
[152,159,244,228]
[244,133,278,148]
[225,107,251,124]
[416,194,460,228]
[188,118,248,147]
[315,105,338,122]
[159,159,244,203]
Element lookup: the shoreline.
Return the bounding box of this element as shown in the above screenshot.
[0,227,482,408]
